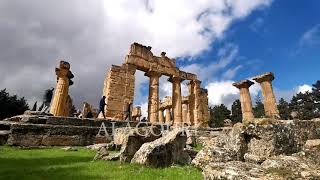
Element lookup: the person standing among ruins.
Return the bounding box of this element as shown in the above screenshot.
[98,96,107,119]
[41,87,54,113]
[124,100,133,121]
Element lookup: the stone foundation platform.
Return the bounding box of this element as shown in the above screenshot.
[0,114,149,147]
[0,113,222,147]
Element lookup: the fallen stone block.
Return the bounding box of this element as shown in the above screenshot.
[131,128,188,167]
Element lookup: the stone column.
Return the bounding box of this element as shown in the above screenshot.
[233,80,255,124]
[187,82,195,125]
[193,80,202,127]
[159,109,164,123]
[200,88,209,127]
[50,61,74,116]
[145,71,161,123]
[253,72,279,118]
[169,76,183,125]
[182,103,188,124]
[165,108,171,123]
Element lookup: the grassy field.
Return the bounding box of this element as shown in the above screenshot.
[0,146,202,180]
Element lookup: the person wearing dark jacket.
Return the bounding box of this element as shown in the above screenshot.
[98,96,106,119]
[124,101,133,121]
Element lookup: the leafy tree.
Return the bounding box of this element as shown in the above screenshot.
[253,94,265,118]
[0,89,29,119]
[277,98,291,120]
[311,80,320,118]
[70,104,77,117]
[231,99,242,123]
[290,92,316,120]
[31,101,37,111]
[209,104,231,128]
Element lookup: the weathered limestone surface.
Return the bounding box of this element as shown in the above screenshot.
[7,123,98,146]
[170,76,183,125]
[0,113,151,146]
[132,106,142,121]
[253,72,280,118]
[199,88,209,127]
[192,80,203,127]
[233,80,255,124]
[188,82,195,125]
[102,43,209,125]
[158,109,164,123]
[131,129,189,167]
[118,127,162,162]
[64,95,73,117]
[244,119,320,163]
[165,108,171,124]
[146,71,161,123]
[192,124,247,169]
[102,127,162,162]
[50,61,74,116]
[193,119,320,179]
[102,64,136,120]
[125,43,196,80]
[182,103,188,124]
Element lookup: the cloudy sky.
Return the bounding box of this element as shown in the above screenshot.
[0,0,319,117]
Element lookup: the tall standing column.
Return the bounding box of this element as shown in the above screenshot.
[182,103,188,124]
[145,71,161,123]
[50,61,74,116]
[165,108,171,123]
[193,80,202,127]
[169,76,183,125]
[159,109,164,123]
[233,80,255,124]
[253,72,279,118]
[187,82,195,125]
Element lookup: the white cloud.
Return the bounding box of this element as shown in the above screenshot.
[0,0,273,109]
[296,84,312,94]
[300,24,320,47]
[206,80,260,108]
[222,65,243,79]
[181,43,239,82]
[206,81,238,107]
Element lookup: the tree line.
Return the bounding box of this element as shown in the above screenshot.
[0,89,29,120]
[209,80,320,128]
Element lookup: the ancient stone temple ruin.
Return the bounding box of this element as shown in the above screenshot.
[102,43,209,127]
[233,72,280,123]
[50,61,74,117]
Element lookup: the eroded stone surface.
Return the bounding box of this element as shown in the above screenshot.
[119,127,161,162]
[50,61,74,117]
[192,124,246,169]
[131,128,188,167]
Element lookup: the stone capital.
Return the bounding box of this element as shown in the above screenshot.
[233,80,254,89]
[191,79,201,85]
[252,72,275,83]
[144,71,161,78]
[59,60,71,70]
[168,76,184,83]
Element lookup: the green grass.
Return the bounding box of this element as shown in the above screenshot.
[194,144,203,152]
[0,146,202,180]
